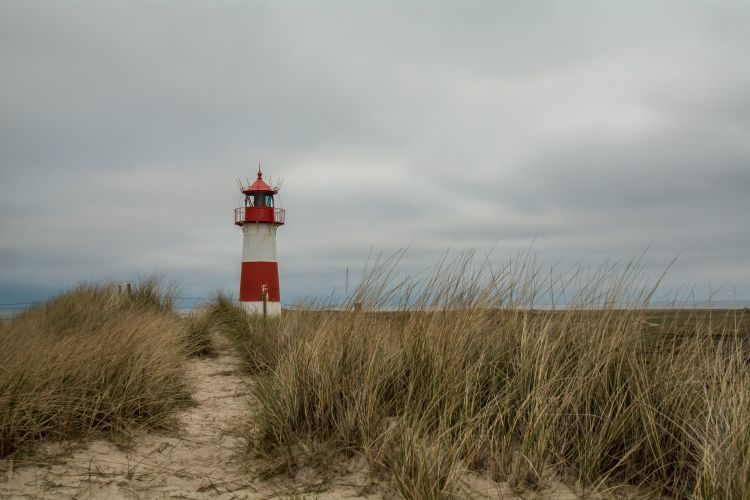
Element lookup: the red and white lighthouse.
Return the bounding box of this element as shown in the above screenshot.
[234,168,285,316]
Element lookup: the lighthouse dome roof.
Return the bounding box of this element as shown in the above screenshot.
[241,169,279,194]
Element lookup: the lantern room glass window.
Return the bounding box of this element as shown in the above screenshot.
[246,194,274,207]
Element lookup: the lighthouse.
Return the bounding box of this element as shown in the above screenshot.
[234,168,285,316]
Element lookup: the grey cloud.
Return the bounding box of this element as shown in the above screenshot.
[1,1,748,304]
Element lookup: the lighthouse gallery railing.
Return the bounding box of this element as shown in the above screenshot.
[234,207,285,225]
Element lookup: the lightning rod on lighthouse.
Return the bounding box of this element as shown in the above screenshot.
[234,167,285,316]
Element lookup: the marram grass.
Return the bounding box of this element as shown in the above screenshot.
[0,277,209,458]
[227,252,750,499]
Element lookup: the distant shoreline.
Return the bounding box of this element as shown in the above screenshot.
[2,301,748,322]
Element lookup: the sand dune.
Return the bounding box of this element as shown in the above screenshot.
[1,334,581,499]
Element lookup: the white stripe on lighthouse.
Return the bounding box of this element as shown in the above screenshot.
[241,224,278,262]
[241,301,282,316]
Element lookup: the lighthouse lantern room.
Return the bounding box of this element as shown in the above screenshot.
[234,168,285,316]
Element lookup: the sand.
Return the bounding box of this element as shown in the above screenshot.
[0,337,579,499]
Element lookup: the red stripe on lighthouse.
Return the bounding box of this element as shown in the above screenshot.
[240,261,280,301]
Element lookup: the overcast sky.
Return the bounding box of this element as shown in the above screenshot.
[1,1,748,306]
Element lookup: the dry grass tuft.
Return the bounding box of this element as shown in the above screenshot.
[0,277,195,458]
[183,311,217,357]
[204,292,291,373]
[233,251,750,499]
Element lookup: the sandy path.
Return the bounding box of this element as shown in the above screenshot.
[1,336,278,499]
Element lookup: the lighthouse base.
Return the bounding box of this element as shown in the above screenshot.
[240,301,281,317]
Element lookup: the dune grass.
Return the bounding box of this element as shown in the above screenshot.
[203,292,291,374]
[183,310,217,358]
[227,252,750,498]
[0,277,210,458]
